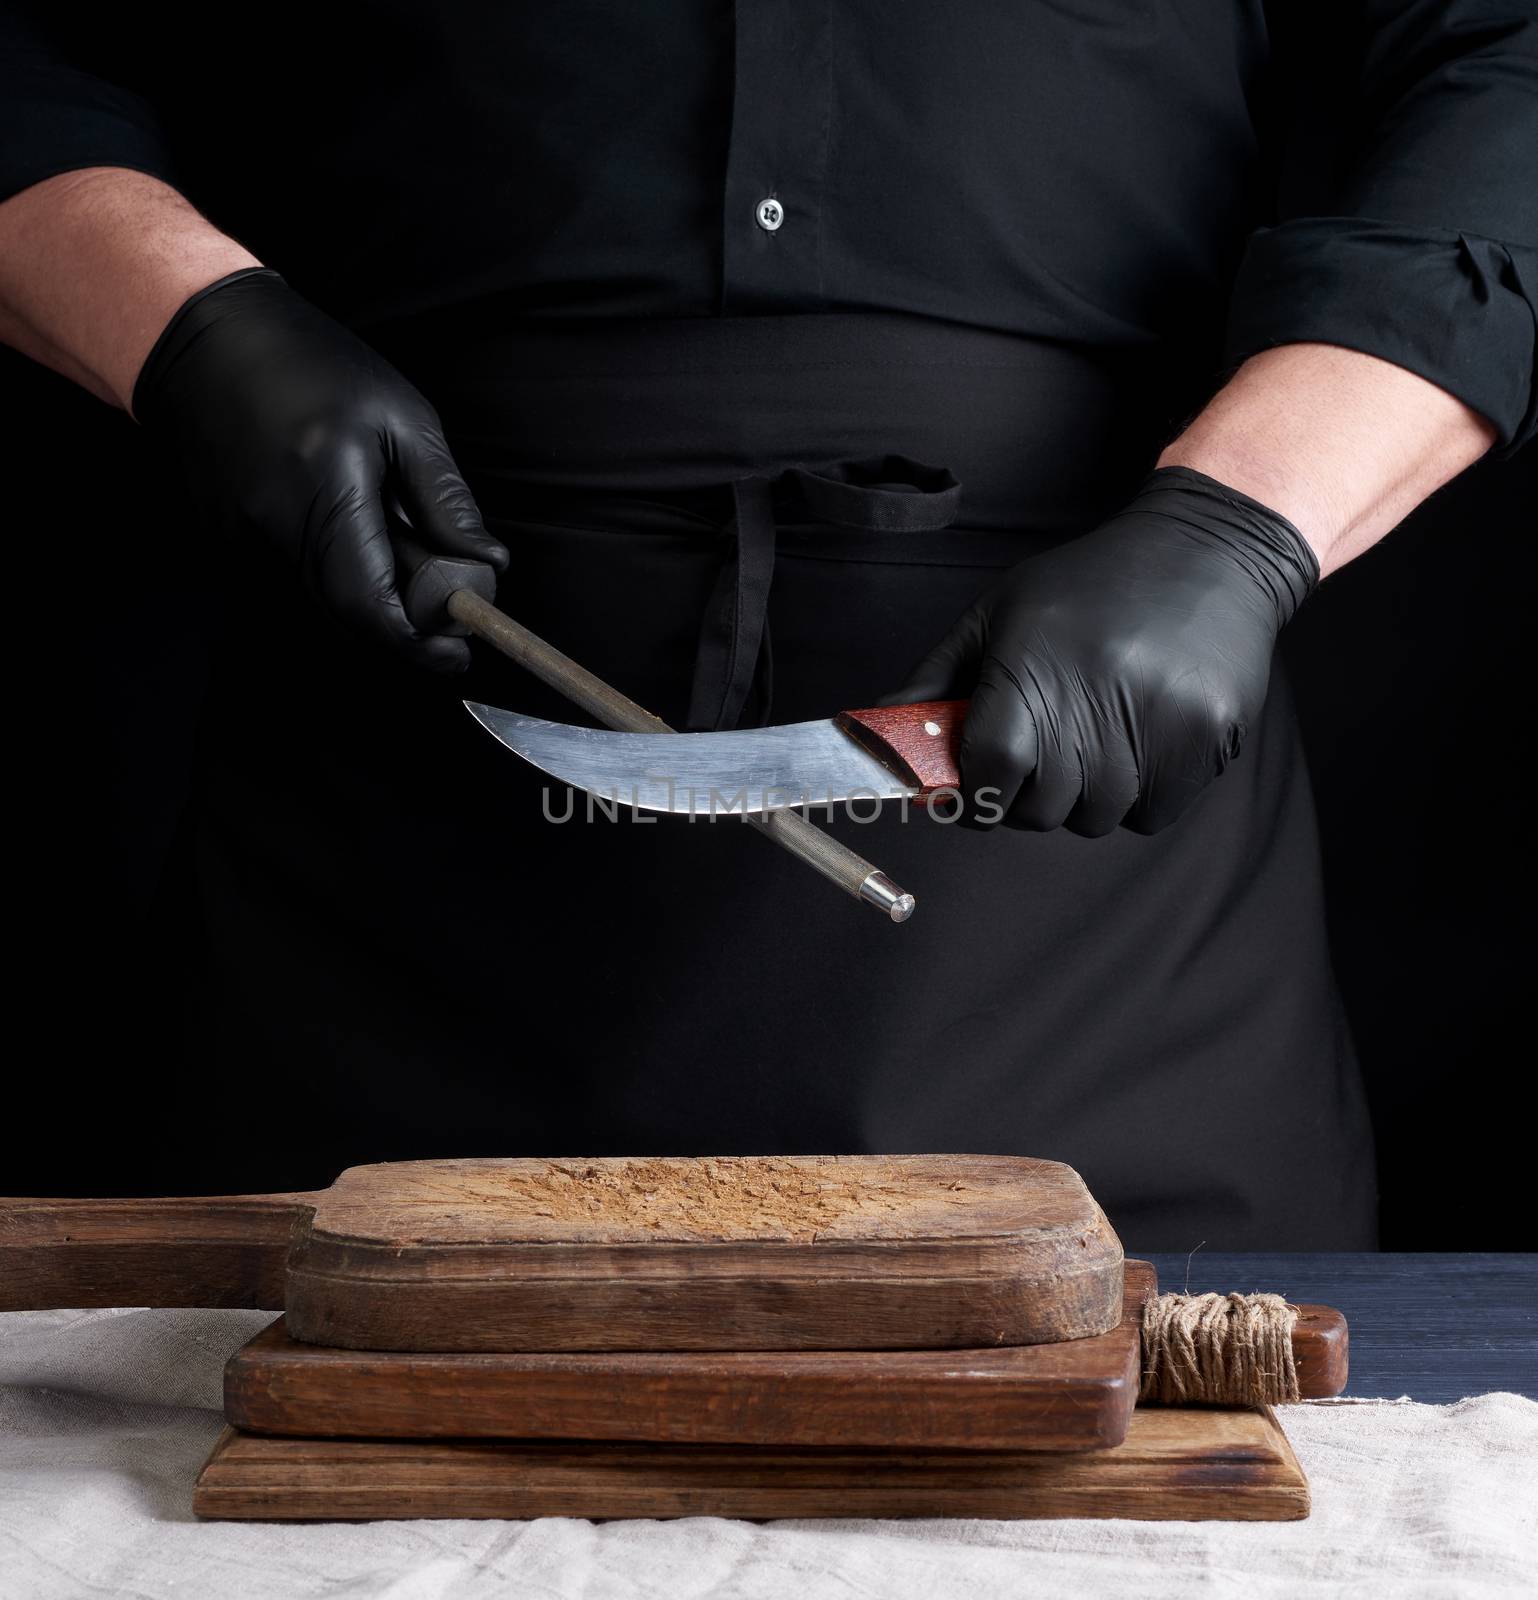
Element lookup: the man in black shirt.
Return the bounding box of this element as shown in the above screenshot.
[1,3,1533,1245]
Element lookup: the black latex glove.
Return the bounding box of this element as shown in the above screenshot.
[883,466,1319,836]
[132,267,507,671]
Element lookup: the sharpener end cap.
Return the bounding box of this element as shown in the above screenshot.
[860,871,916,923]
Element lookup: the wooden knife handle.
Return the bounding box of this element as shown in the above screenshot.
[1292,1303,1350,1398]
[0,1195,316,1312]
[834,700,967,800]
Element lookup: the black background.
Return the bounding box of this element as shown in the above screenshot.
[4,347,1531,1248]
[3,0,1534,1242]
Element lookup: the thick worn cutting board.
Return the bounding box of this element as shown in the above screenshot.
[1,1154,1124,1352]
[192,1406,1310,1522]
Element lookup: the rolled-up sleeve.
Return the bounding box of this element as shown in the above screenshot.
[0,11,174,203]
[1228,0,1538,453]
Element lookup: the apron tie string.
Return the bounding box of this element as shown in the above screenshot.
[685,452,963,731]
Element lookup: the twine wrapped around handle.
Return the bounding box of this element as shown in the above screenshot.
[1140,1292,1302,1405]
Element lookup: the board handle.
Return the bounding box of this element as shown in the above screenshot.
[835,701,967,801]
[0,1194,317,1312]
[1292,1303,1349,1398]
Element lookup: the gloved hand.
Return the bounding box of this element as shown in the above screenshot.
[883,466,1318,835]
[132,267,508,671]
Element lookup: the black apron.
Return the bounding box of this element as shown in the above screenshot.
[183,311,1377,1250]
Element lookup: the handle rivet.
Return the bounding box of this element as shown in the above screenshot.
[923,720,941,736]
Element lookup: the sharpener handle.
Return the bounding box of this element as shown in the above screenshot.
[392,529,498,638]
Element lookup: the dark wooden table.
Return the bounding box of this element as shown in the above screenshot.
[1145,1252,1537,1403]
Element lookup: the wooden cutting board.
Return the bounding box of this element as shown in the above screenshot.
[226,1258,1151,1451]
[192,1406,1311,1522]
[2,1153,1125,1352]
[222,1259,1347,1451]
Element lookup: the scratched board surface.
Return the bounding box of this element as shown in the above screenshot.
[301,1155,1102,1242]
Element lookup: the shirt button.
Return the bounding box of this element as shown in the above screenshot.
[755,197,784,232]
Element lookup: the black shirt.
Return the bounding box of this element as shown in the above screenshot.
[2,1,1536,449]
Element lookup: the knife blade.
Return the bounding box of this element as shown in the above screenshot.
[464,699,967,815]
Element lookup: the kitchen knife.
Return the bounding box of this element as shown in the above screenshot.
[463,699,967,816]
[394,531,920,919]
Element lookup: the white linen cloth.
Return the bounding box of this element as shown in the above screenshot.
[2,1307,1534,1599]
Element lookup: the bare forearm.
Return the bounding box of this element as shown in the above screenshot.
[1158,343,1498,577]
[0,167,258,410]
